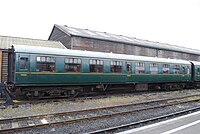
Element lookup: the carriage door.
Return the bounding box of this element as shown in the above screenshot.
[126,62,132,81]
[191,63,195,81]
[18,55,30,83]
[197,66,200,81]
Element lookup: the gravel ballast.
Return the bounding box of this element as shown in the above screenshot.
[1,89,200,133]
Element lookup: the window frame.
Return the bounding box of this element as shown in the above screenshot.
[162,64,170,74]
[65,58,82,72]
[197,66,200,75]
[89,59,104,73]
[182,65,190,74]
[135,62,145,74]
[110,60,123,73]
[36,56,56,72]
[126,62,132,73]
[174,64,180,74]
[19,57,29,70]
[149,63,158,74]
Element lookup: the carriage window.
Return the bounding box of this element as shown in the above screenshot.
[136,62,145,74]
[150,63,158,74]
[110,61,122,73]
[182,65,190,74]
[89,59,104,73]
[163,64,170,74]
[20,57,28,69]
[65,58,81,72]
[36,56,56,72]
[197,67,200,75]
[186,66,190,74]
[174,65,180,74]
[182,66,185,74]
[126,63,131,73]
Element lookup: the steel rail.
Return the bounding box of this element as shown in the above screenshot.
[0,94,200,133]
[0,93,200,123]
[87,106,200,134]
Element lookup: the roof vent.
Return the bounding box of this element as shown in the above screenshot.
[64,25,68,27]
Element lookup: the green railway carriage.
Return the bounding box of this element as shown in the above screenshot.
[191,61,200,82]
[12,45,194,98]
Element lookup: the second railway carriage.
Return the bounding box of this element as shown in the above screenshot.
[10,45,195,98]
[190,61,200,82]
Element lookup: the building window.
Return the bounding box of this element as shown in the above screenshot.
[89,59,104,73]
[150,63,158,74]
[20,57,28,69]
[174,65,180,74]
[65,58,81,72]
[36,56,56,72]
[163,64,170,74]
[126,63,131,73]
[136,62,145,74]
[110,61,122,73]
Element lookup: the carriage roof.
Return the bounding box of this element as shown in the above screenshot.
[13,45,192,65]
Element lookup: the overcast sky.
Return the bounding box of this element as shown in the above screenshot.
[0,0,200,50]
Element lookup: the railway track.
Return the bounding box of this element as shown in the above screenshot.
[88,106,200,134]
[0,96,95,108]
[0,94,200,133]
[0,89,198,107]
[0,90,162,108]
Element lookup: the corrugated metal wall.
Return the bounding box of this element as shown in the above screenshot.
[71,37,157,57]
[0,35,66,49]
[48,25,200,61]
[71,37,200,61]
[158,50,199,61]
[49,26,71,49]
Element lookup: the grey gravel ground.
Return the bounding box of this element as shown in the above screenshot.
[1,89,200,119]
[1,89,200,133]
[13,101,200,134]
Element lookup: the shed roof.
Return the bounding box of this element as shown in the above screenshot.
[0,35,66,49]
[52,24,200,55]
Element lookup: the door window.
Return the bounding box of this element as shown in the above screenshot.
[126,62,131,73]
[20,57,28,70]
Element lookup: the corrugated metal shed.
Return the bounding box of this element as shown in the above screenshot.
[0,35,66,49]
[53,24,200,55]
